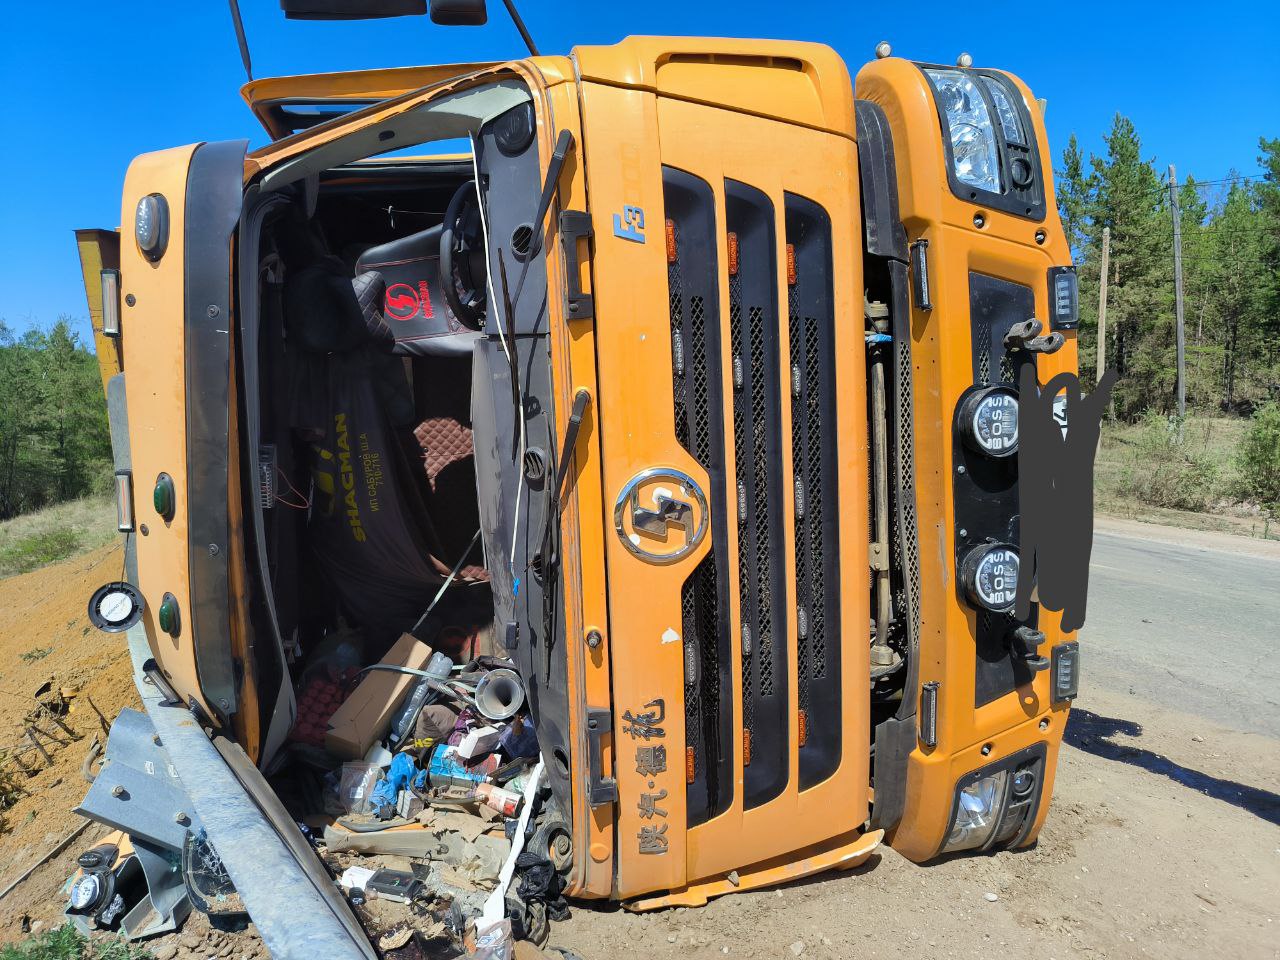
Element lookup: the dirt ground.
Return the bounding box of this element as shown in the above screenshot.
[554,684,1280,960]
[1,542,1277,959]
[0,543,138,931]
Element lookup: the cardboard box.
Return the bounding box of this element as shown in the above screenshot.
[455,725,501,760]
[326,633,432,761]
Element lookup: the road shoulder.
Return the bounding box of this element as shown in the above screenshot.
[1096,513,1280,561]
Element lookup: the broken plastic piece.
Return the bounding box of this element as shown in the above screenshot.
[339,865,375,893]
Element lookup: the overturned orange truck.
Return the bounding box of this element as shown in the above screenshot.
[73,3,1090,955]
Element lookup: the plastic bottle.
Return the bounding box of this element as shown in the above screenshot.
[388,652,453,744]
[475,782,523,817]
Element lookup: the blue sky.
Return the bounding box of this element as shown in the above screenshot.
[1,1,1275,338]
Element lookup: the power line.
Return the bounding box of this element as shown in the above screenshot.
[1181,174,1269,187]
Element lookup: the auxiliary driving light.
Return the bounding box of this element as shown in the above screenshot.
[959,543,1019,613]
[1051,641,1080,703]
[958,385,1019,457]
[68,873,103,911]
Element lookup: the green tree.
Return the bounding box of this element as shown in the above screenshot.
[1203,180,1268,410]
[1057,117,1280,420]
[1254,138,1280,403]
[0,318,110,519]
[1089,115,1173,417]
[1235,402,1280,507]
[1057,133,1094,259]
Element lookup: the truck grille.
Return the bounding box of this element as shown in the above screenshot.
[664,174,841,819]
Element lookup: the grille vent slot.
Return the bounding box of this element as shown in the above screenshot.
[785,193,841,790]
[664,167,733,825]
[726,180,788,810]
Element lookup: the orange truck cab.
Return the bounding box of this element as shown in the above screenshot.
[72,4,1091,956]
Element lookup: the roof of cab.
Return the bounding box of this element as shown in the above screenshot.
[241,62,498,139]
[571,36,856,141]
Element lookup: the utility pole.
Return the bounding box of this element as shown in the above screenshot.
[1097,226,1113,422]
[1096,226,1111,387]
[1169,164,1187,434]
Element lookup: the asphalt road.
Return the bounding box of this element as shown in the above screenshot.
[1081,521,1280,739]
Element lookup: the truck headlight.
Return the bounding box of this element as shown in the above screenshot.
[924,69,1000,194]
[943,771,1008,853]
[943,749,1047,856]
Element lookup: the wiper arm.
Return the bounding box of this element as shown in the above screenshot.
[507,128,575,311]
[532,129,575,254]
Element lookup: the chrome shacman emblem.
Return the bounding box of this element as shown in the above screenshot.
[614,468,708,565]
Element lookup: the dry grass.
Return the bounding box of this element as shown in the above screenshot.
[0,498,116,580]
[1095,415,1278,540]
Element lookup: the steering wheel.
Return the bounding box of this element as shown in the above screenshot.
[439,180,488,330]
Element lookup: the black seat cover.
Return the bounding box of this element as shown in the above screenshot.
[356,225,478,356]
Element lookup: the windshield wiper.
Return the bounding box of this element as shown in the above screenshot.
[506,128,574,310]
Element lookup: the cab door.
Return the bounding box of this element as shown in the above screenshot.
[106,141,248,729]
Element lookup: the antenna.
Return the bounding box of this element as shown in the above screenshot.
[227,0,253,83]
[500,0,540,56]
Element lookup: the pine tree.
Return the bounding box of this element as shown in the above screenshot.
[1090,115,1173,417]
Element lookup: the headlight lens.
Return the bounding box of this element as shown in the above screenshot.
[69,873,102,910]
[980,76,1026,145]
[944,771,1008,853]
[925,69,1001,194]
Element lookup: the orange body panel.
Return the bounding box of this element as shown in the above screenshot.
[573,37,855,139]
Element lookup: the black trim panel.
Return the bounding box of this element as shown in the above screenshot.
[185,139,249,726]
[956,272,1038,706]
[854,102,910,262]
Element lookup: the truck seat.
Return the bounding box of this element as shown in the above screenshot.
[355,226,480,358]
